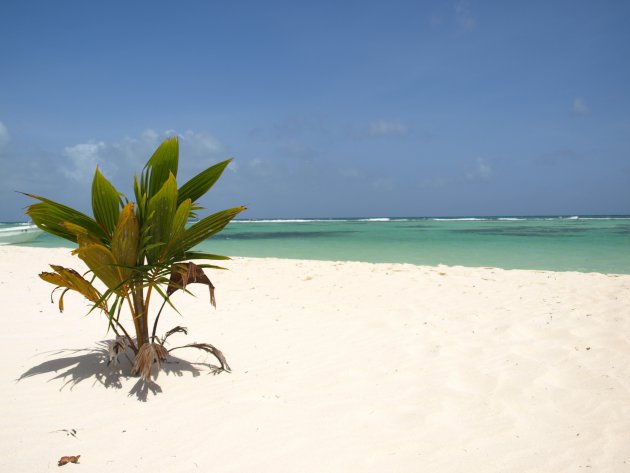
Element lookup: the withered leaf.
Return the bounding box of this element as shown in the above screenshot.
[131,343,169,381]
[57,455,80,466]
[167,262,216,307]
[169,343,231,373]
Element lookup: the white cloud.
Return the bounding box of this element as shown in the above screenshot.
[368,119,408,137]
[573,97,589,115]
[455,1,476,30]
[248,158,271,176]
[466,158,493,181]
[141,128,159,142]
[62,129,226,183]
[63,141,106,182]
[0,121,10,152]
[181,130,223,154]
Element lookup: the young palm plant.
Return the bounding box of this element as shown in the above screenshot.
[25,137,245,380]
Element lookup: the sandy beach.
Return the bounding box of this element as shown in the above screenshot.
[1,245,629,472]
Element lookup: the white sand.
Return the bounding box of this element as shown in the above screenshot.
[1,246,629,472]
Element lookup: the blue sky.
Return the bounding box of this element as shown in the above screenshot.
[1,0,629,220]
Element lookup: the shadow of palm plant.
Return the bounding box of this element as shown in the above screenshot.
[19,341,128,390]
[19,338,227,401]
[23,137,245,385]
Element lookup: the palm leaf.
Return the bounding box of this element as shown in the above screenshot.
[183,251,231,261]
[24,194,108,243]
[133,174,148,225]
[39,265,104,311]
[131,342,169,380]
[74,239,123,293]
[145,173,178,263]
[142,137,179,199]
[171,198,192,240]
[92,167,123,236]
[177,159,232,205]
[169,206,246,257]
[111,202,139,281]
[168,343,231,373]
[166,262,216,307]
[161,325,188,344]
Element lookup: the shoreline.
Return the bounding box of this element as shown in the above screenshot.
[5,244,629,277]
[1,246,629,472]
[6,214,630,275]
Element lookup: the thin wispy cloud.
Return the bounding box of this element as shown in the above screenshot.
[416,158,493,190]
[419,177,450,189]
[466,158,493,181]
[371,177,395,192]
[339,167,361,179]
[368,119,408,137]
[247,158,272,177]
[278,139,316,160]
[455,1,476,30]
[430,14,443,27]
[182,130,223,154]
[572,97,589,115]
[537,148,584,166]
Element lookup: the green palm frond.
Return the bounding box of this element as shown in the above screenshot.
[145,173,178,263]
[171,198,192,241]
[111,203,140,281]
[177,159,232,205]
[169,206,246,258]
[92,167,123,237]
[141,137,179,199]
[24,194,108,243]
[183,251,231,261]
[74,235,125,293]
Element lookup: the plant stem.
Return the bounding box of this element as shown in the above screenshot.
[131,284,149,347]
[141,267,160,343]
[151,298,168,342]
[124,288,142,347]
[104,297,137,353]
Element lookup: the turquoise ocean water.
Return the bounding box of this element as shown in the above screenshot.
[3,216,630,274]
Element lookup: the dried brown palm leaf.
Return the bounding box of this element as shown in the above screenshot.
[107,336,128,366]
[58,455,80,466]
[161,325,188,344]
[169,343,231,373]
[167,262,216,307]
[131,342,169,380]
